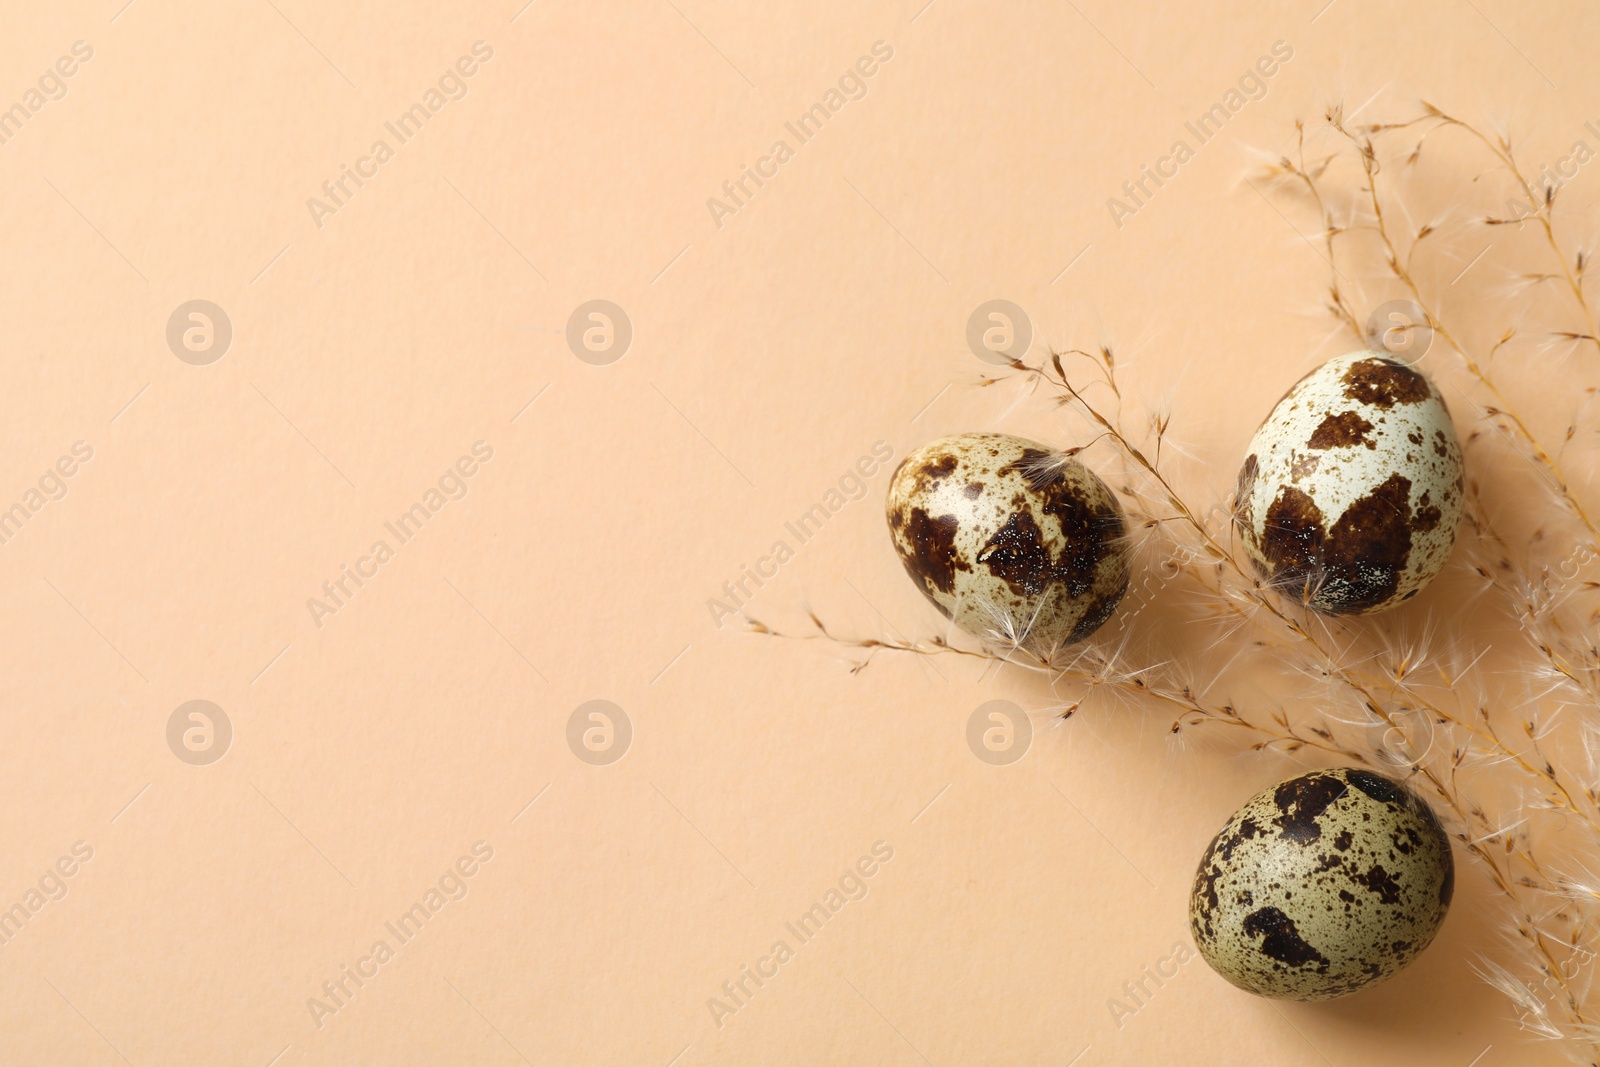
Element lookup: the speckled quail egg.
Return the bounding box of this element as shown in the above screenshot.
[885,432,1129,655]
[1235,351,1464,615]
[1189,767,1454,1001]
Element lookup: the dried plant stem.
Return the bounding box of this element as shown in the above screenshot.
[1288,120,1364,338]
[747,615,1348,758]
[1433,110,1600,354]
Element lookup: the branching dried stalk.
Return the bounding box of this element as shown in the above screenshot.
[750,98,1600,1062]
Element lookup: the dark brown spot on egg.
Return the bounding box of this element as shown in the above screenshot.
[1414,491,1441,532]
[1353,864,1403,905]
[899,508,968,595]
[1433,430,1450,458]
[1274,772,1349,843]
[1324,473,1414,614]
[1067,580,1128,644]
[1242,907,1330,969]
[1215,818,1263,863]
[896,453,956,499]
[1332,830,1354,852]
[908,454,960,496]
[1346,770,1406,806]
[889,509,904,530]
[1342,357,1432,408]
[1038,474,1125,601]
[1259,486,1325,583]
[1262,475,1417,613]
[977,510,1053,597]
[1308,410,1377,449]
[999,448,1067,491]
[1289,452,1320,481]
[1191,842,1228,940]
[1048,473,1129,643]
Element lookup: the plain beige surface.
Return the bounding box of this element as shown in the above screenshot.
[0,0,1592,1064]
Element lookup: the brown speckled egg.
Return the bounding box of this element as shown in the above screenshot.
[885,432,1128,655]
[1235,351,1464,614]
[1189,768,1454,1001]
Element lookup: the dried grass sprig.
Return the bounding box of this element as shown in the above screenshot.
[1313,106,1600,557]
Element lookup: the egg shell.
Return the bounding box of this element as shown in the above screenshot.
[1188,768,1454,1001]
[1235,351,1464,615]
[885,432,1129,655]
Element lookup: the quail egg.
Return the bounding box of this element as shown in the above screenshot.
[1235,351,1464,614]
[1189,767,1454,1001]
[885,432,1129,655]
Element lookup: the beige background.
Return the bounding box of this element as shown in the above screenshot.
[0,0,1591,1064]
